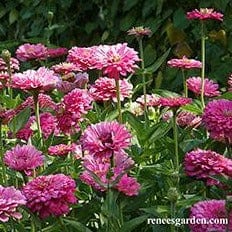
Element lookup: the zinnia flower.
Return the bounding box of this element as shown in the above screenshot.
[187,8,223,21]
[202,99,232,143]
[93,43,140,79]
[22,174,77,218]
[81,121,131,158]
[0,186,26,222]
[228,74,232,92]
[187,77,220,97]
[0,57,19,72]
[159,97,192,109]
[51,62,81,75]
[47,47,68,58]
[48,144,75,156]
[16,43,48,61]
[136,94,160,107]
[3,145,44,175]
[167,56,202,69]
[127,26,152,38]
[89,77,133,102]
[177,111,201,128]
[184,149,232,186]
[189,200,231,232]
[11,67,60,92]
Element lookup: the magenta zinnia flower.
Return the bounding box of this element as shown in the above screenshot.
[48,144,75,156]
[187,8,223,21]
[47,47,68,58]
[81,121,131,158]
[202,99,232,143]
[23,174,77,218]
[187,76,220,97]
[184,149,232,186]
[16,43,48,61]
[189,200,231,232]
[167,56,202,69]
[3,145,44,175]
[89,77,133,102]
[12,67,60,92]
[0,186,26,222]
[159,97,192,108]
[93,43,140,79]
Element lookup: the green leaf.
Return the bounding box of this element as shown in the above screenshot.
[8,107,31,134]
[123,0,139,12]
[9,9,18,24]
[121,215,149,232]
[217,91,232,100]
[63,218,93,232]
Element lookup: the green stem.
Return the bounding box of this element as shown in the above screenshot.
[115,79,122,123]
[170,202,176,232]
[6,60,13,99]
[58,217,68,232]
[0,121,6,185]
[173,111,179,176]
[201,22,206,108]
[181,69,187,97]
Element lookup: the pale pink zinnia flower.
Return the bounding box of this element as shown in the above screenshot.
[81,121,131,158]
[3,144,44,175]
[48,144,75,156]
[167,56,202,69]
[93,43,140,79]
[11,67,60,92]
[16,43,48,61]
[177,111,201,128]
[127,26,152,38]
[187,8,223,21]
[202,99,232,143]
[0,186,26,222]
[23,174,77,218]
[89,77,133,102]
[51,62,81,75]
[136,94,160,107]
[159,97,192,108]
[189,200,231,232]
[0,57,20,72]
[187,76,220,97]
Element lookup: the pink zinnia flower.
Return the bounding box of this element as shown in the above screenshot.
[189,200,231,232]
[187,77,220,97]
[67,46,97,71]
[136,94,160,107]
[47,47,68,58]
[11,67,60,92]
[184,149,232,186]
[177,111,201,128]
[81,121,131,158]
[202,99,232,143]
[94,43,140,79]
[187,8,223,21]
[0,57,19,72]
[89,77,133,102]
[3,144,44,175]
[0,72,9,81]
[0,186,26,222]
[127,26,152,38]
[228,74,232,92]
[16,43,48,61]
[48,144,75,156]
[51,62,81,75]
[159,97,192,108]
[167,56,202,69]
[23,174,77,218]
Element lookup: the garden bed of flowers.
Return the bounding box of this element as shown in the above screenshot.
[0,6,231,232]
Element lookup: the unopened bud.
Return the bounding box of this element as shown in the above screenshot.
[1,49,11,63]
[167,187,179,203]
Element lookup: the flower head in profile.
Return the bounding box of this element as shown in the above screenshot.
[89,77,133,102]
[48,144,75,156]
[127,26,152,38]
[136,94,160,107]
[187,77,220,97]
[51,62,81,75]
[81,121,131,158]
[23,174,77,218]
[159,97,192,109]
[47,47,68,58]
[94,43,140,79]
[0,186,26,222]
[187,8,223,21]
[12,67,60,92]
[167,56,202,69]
[189,200,231,232]
[16,43,48,61]
[3,145,44,175]
[177,111,201,128]
[202,99,232,143]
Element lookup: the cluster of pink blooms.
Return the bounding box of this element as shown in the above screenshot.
[167,56,202,69]
[16,43,67,61]
[189,200,231,232]
[186,8,224,21]
[80,121,140,196]
[22,174,77,218]
[202,99,232,143]
[3,145,44,175]
[187,77,220,97]
[48,143,76,156]
[89,77,133,102]
[0,186,26,222]
[184,148,232,186]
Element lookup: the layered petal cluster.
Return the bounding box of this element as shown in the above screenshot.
[189,200,231,232]
[136,94,160,107]
[22,174,77,218]
[160,97,192,108]
[47,47,68,58]
[11,67,60,92]
[202,99,232,143]
[89,77,133,102]
[187,8,223,21]
[3,145,44,175]
[0,186,26,222]
[127,26,152,38]
[184,149,232,185]
[187,77,220,97]
[48,144,76,156]
[0,57,19,72]
[51,62,81,75]
[167,56,202,69]
[177,111,201,128]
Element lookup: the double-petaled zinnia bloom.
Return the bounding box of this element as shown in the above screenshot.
[202,99,232,143]
[23,174,77,218]
[189,200,231,232]
[127,26,152,38]
[48,144,76,156]
[0,186,26,222]
[167,56,202,69]
[186,8,223,21]
[159,97,192,109]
